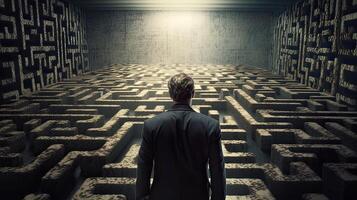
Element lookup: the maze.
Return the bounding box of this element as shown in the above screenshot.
[0,64,357,200]
[273,0,357,108]
[0,0,89,102]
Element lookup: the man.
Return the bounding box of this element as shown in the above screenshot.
[136,73,226,200]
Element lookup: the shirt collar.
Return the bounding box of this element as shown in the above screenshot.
[167,102,195,112]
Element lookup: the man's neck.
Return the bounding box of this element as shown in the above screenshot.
[173,100,192,107]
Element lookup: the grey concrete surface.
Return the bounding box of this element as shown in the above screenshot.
[87,11,275,69]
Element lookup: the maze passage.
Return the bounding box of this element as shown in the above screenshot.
[0,64,357,200]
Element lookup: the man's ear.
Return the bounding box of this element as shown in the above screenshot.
[191,90,195,98]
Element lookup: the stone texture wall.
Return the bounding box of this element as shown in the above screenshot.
[0,0,89,102]
[87,11,275,69]
[273,0,357,108]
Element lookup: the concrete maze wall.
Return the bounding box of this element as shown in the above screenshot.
[0,64,357,200]
[0,0,89,102]
[273,0,357,108]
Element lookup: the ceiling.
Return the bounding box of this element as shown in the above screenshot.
[72,0,299,11]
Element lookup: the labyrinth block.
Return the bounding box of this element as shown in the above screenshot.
[226,96,293,137]
[256,122,341,152]
[225,162,322,199]
[302,122,341,144]
[255,129,295,152]
[134,105,165,115]
[220,115,238,129]
[322,163,357,200]
[103,143,140,177]
[73,177,132,200]
[0,64,356,199]
[271,144,357,174]
[226,178,275,199]
[208,110,220,121]
[0,144,65,199]
[257,109,357,129]
[23,194,51,200]
[234,89,301,112]
[221,129,246,140]
[325,122,357,152]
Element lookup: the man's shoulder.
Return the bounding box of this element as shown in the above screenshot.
[144,110,219,126]
[144,111,171,124]
[191,111,218,124]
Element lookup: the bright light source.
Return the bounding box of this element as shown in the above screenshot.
[167,12,199,27]
[147,11,205,30]
[145,0,216,10]
[77,0,291,11]
[151,0,213,5]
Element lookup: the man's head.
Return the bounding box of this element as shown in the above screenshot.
[168,73,195,104]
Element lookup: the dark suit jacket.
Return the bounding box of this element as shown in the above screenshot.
[136,102,226,200]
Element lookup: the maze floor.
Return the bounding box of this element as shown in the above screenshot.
[1,64,357,200]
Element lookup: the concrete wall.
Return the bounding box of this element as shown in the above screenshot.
[87,11,275,69]
[0,0,88,102]
[273,0,357,108]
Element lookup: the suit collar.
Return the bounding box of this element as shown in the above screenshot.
[167,102,195,112]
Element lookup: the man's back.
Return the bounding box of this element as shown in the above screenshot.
[136,103,226,200]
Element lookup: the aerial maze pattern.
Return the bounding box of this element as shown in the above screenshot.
[0,0,89,102]
[274,0,357,108]
[0,64,356,200]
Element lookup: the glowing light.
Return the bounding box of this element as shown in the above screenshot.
[141,0,217,10]
[76,0,292,11]
[151,0,214,5]
[147,11,205,30]
[167,12,199,27]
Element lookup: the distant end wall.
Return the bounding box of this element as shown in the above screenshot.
[87,11,275,69]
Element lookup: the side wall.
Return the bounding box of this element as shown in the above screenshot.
[0,0,89,102]
[87,11,275,69]
[273,0,357,108]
